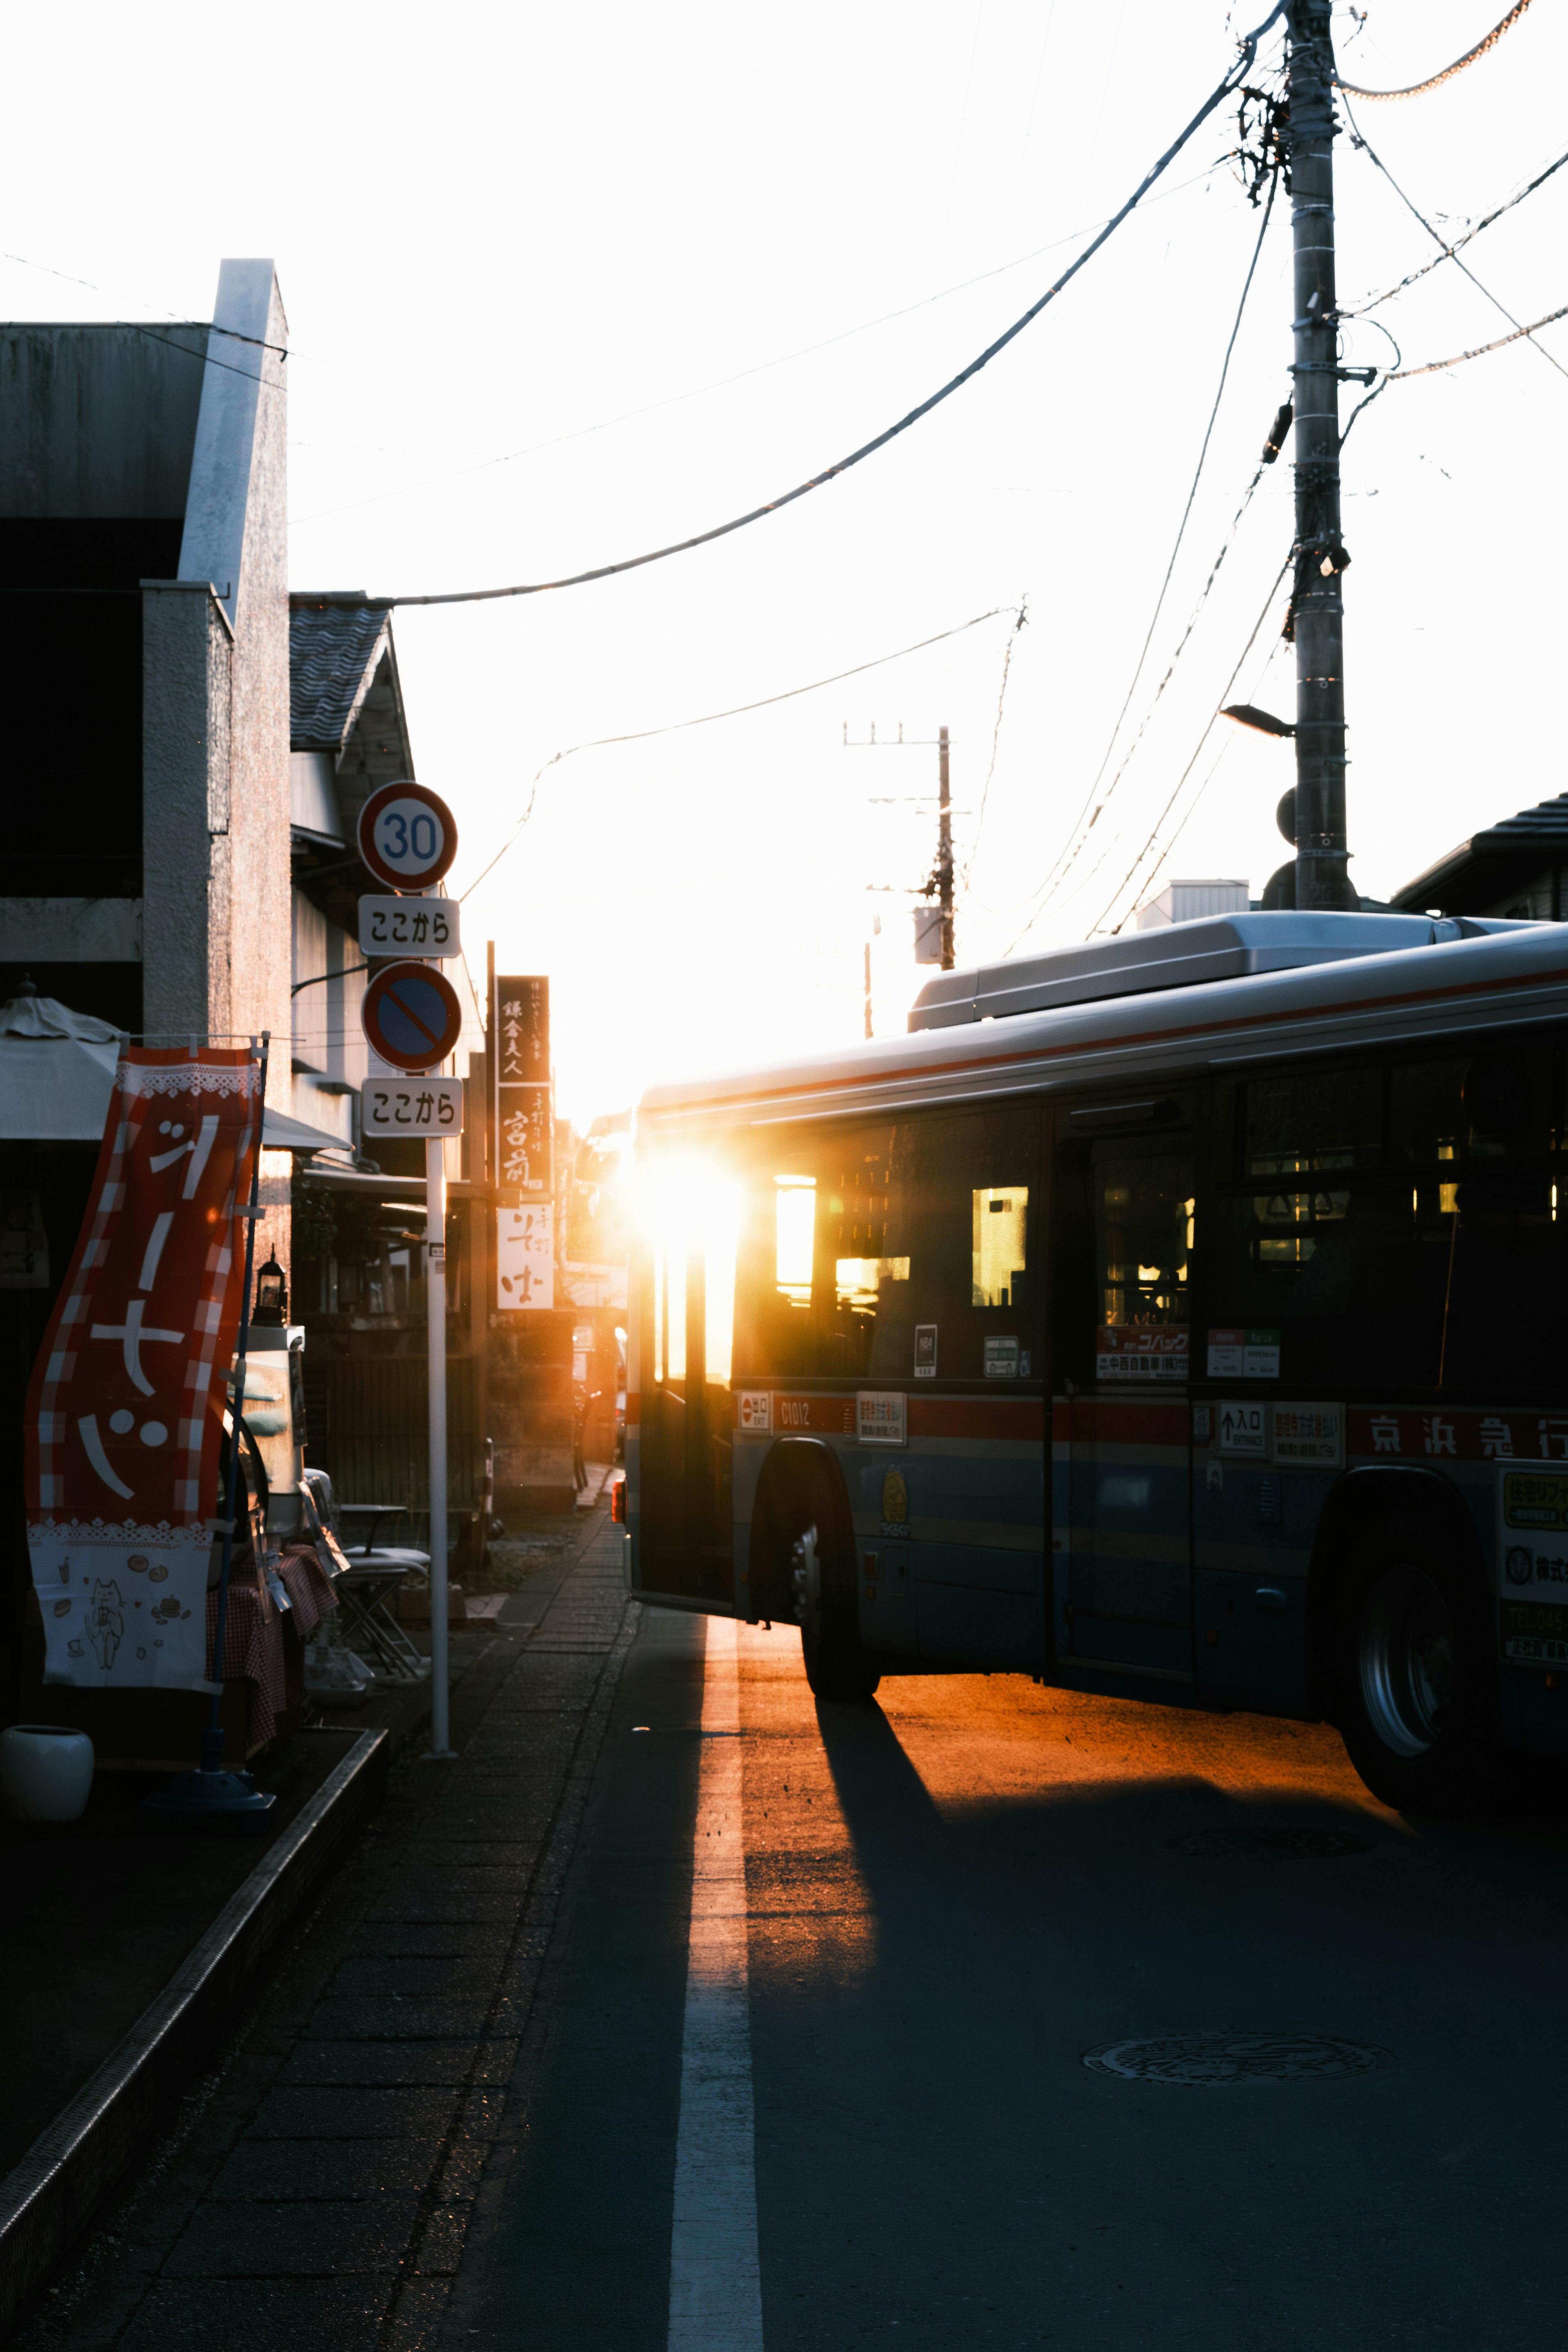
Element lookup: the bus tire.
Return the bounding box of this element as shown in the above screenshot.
[786,1487,879,1704]
[1332,1507,1497,1814]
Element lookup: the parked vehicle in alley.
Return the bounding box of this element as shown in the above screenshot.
[626,910,1568,1811]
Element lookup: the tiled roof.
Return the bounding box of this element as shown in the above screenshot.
[289,599,388,751]
[1393,789,1568,912]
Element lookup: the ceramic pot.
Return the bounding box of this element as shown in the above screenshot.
[0,1724,96,1822]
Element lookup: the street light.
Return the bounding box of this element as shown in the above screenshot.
[253,1253,287,1327]
[1220,703,1296,739]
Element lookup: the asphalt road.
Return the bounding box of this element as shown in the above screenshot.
[452,1606,1568,2351]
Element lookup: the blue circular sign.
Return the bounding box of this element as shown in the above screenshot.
[361,961,464,1074]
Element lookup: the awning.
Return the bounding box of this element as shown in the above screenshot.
[0,1038,346,1153]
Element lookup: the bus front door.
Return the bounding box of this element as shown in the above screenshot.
[637,1184,737,1610]
[1054,1112,1195,1684]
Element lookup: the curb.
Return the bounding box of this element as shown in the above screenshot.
[0,1726,389,2336]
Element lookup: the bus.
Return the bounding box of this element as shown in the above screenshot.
[625,910,1568,1812]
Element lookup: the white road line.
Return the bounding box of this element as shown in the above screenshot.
[668,1615,765,2352]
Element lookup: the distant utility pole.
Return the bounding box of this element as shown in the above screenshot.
[846,721,959,974]
[936,725,955,968]
[1286,0,1359,911]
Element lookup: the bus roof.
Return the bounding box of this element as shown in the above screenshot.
[638,911,1568,1136]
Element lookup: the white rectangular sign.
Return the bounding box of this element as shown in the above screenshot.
[358,895,461,959]
[361,1076,464,1136]
[498,1203,554,1310]
[856,1391,907,1446]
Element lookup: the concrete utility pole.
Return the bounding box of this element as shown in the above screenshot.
[938,725,955,968]
[1285,1,1359,911]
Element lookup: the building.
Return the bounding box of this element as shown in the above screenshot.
[1391,790,1568,921]
[0,258,299,1275]
[0,260,315,1719]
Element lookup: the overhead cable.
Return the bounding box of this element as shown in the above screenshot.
[458,602,1020,903]
[1343,94,1568,385]
[960,600,1029,893]
[291,164,1227,532]
[1342,143,1568,319]
[1335,1,1535,101]
[336,8,1289,611]
[1392,300,1568,381]
[1094,557,1292,936]
[1031,167,1280,913]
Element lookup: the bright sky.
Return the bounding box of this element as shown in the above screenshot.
[4,3,1565,1126]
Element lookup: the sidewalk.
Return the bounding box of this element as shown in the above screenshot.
[13,1498,636,2348]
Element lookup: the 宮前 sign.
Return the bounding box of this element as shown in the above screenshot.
[358,895,461,960]
[362,1077,464,1136]
[492,973,550,1200]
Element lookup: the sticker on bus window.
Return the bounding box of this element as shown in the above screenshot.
[1207,1327,1281,1379]
[737,1390,773,1434]
[1217,1401,1267,1455]
[1497,1470,1568,1642]
[983,1335,1020,1381]
[1096,1325,1189,1381]
[914,1325,938,1379]
[857,1391,906,1446]
[1273,1404,1342,1466]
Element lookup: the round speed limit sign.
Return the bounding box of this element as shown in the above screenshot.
[357,780,458,891]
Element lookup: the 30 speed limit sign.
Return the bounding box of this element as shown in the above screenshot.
[357,780,458,891]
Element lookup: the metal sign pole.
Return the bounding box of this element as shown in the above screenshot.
[425,1127,453,1757]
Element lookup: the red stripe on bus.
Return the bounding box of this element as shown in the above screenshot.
[909,1398,1044,1441]
[1052,1397,1190,1444]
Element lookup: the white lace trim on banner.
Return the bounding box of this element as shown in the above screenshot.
[28,1517,213,1550]
[121,1065,261,1100]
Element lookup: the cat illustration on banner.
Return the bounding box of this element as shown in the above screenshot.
[87,1579,125,1672]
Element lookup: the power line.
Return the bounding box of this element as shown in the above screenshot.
[1083,557,1291,939]
[1392,299,1568,381]
[1336,1,1535,101]
[321,8,1288,612]
[1343,93,1568,385]
[289,165,1228,532]
[457,603,1020,904]
[1032,167,1281,915]
[960,600,1028,892]
[1341,144,1568,320]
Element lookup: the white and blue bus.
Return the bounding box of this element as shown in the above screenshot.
[626,911,1568,1811]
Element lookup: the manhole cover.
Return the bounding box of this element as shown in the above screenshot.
[1084,2031,1388,2084]
[1169,1826,1374,1859]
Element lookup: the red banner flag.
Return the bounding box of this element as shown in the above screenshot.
[24,1047,264,1690]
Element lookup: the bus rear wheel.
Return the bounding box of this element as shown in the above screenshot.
[1333,1511,1495,1814]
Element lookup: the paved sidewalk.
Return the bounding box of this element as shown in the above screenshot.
[18,1504,636,2352]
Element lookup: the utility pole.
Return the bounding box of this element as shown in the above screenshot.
[1286,0,1359,911]
[863,939,874,1039]
[937,725,955,968]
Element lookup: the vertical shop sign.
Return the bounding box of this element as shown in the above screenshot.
[491,973,551,1201]
[24,1047,264,1689]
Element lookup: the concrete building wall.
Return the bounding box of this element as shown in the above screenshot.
[140,262,294,1282]
[0,324,205,519]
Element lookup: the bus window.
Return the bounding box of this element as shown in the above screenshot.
[1247,1064,1381,1177]
[732,1107,1039,1383]
[973,1188,1027,1306]
[705,1184,739,1386]
[1093,1152,1193,1382]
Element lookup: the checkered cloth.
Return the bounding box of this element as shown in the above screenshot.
[276,1546,339,1640]
[204,1581,288,1748]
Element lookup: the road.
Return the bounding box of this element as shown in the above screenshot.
[453,1606,1568,2351]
